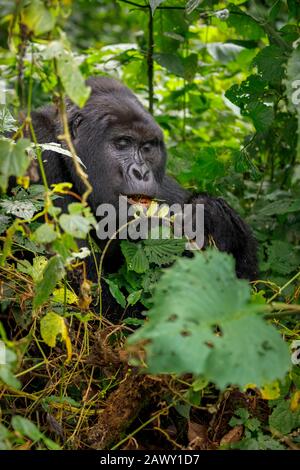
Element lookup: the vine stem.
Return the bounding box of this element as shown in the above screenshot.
[267,270,300,304]
[54,59,93,206]
[147,5,154,114]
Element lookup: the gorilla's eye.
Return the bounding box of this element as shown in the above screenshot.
[115,137,132,150]
[142,142,153,153]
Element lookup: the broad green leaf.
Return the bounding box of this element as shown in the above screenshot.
[227,5,265,40]
[32,223,58,243]
[21,0,56,36]
[40,311,72,362]
[59,213,92,239]
[252,45,286,84]
[0,200,36,219]
[0,138,30,192]
[248,102,274,132]
[121,241,149,273]
[12,416,42,441]
[153,53,185,77]
[105,278,126,308]
[57,53,91,108]
[269,400,300,434]
[128,250,290,389]
[33,256,65,309]
[45,41,90,107]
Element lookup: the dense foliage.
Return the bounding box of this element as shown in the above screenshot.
[0,0,299,450]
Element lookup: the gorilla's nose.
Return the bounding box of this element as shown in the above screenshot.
[129,163,151,183]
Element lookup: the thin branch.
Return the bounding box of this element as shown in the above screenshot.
[54,60,93,207]
[147,6,154,114]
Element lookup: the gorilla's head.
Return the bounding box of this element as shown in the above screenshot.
[66,77,167,210]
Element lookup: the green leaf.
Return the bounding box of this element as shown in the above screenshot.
[248,102,274,132]
[128,250,290,389]
[46,41,90,108]
[40,311,69,348]
[59,214,92,239]
[227,5,265,40]
[121,241,149,273]
[0,138,30,192]
[0,200,36,219]
[267,240,300,275]
[127,289,143,306]
[269,400,300,434]
[33,256,65,309]
[144,237,186,266]
[253,45,286,84]
[153,53,185,77]
[0,365,21,390]
[18,256,48,283]
[105,278,126,308]
[32,224,58,243]
[12,416,42,441]
[21,0,56,36]
[57,54,91,107]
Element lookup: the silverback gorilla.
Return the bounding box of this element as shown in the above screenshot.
[30,76,257,281]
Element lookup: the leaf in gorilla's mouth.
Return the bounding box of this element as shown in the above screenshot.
[124,194,153,207]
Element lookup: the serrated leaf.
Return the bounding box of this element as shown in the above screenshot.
[121,241,149,273]
[0,138,30,192]
[144,237,186,266]
[128,250,290,389]
[12,416,42,441]
[33,256,65,309]
[40,311,72,362]
[269,400,300,434]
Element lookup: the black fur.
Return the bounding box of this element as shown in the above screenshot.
[30,77,258,281]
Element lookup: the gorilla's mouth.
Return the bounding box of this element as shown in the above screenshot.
[121,194,154,207]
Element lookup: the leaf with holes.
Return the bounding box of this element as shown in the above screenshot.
[128,250,290,389]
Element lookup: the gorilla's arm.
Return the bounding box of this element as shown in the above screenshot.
[159,175,258,281]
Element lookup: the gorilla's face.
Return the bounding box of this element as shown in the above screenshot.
[68,80,166,210]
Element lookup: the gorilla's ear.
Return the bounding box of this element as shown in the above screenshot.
[70,114,83,139]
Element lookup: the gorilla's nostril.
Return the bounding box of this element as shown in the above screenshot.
[132,168,143,181]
